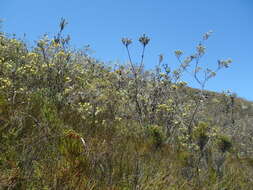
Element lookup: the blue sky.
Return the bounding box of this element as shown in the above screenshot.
[1,0,253,100]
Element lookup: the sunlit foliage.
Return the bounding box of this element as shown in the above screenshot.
[0,20,253,189]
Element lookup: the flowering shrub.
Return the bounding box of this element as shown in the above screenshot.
[0,20,252,189]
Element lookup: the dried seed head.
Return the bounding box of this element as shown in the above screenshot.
[59,18,68,32]
[203,30,213,40]
[175,50,183,57]
[196,43,206,55]
[139,34,150,47]
[218,59,232,68]
[122,38,132,47]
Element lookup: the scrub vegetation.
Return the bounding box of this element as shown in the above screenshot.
[0,19,253,189]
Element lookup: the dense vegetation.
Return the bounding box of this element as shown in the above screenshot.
[0,19,253,189]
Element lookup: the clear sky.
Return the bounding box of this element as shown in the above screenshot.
[1,0,253,100]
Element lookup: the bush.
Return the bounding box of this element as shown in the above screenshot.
[0,19,252,189]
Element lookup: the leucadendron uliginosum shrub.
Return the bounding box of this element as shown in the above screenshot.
[121,31,236,184]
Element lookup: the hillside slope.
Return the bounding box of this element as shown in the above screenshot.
[0,28,253,189]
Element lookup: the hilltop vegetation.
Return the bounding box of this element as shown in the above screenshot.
[0,20,253,189]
